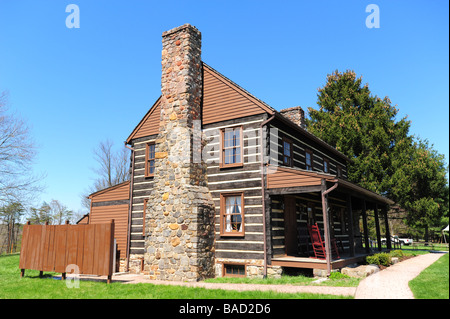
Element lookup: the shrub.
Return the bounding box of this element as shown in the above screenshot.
[366,254,379,265]
[377,253,391,266]
[366,253,392,266]
[389,250,404,258]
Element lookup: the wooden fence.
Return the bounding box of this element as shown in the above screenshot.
[19,220,115,283]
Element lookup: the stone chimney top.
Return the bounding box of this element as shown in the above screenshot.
[279,106,306,129]
[162,23,200,37]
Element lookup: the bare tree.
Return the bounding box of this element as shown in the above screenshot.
[0,90,43,204]
[92,139,130,189]
[49,199,73,225]
[80,139,130,212]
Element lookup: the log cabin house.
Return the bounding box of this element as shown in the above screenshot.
[83,24,394,281]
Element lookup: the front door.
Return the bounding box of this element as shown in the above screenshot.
[284,195,298,256]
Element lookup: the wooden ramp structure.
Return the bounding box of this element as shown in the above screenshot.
[19,220,115,283]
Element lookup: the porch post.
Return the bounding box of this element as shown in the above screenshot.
[374,204,382,252]
[346,194,355,257]
[382,205,392,250]
[321,179,332,275]
[361,200,370,254]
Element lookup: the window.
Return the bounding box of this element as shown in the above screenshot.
[145,142,155,177]
[220,193,244,236]
[336,165,343,178]
[307,202,316,225]
[220,127,243,168]
[282,138,293,167]
[323,158,329,173]
[305,149,313,171]
[223,264,246,277]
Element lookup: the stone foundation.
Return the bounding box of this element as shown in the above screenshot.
[214,259,282,279]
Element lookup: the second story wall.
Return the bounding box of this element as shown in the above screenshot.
[268,118,348,178]
[202,113,267,263]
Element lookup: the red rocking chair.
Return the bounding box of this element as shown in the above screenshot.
[307,223,340,260]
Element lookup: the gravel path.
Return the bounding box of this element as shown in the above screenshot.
[354,253,445,299]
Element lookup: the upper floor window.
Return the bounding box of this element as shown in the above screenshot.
[337,165,343,178]
[220,192,244,236]
[282,138,293,167]
[323,158,329,173]
[305,149,313,171]
[220,126,243,168]
[145,142,155,177]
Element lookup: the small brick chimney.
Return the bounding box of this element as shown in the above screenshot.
[144,24,215,282]
[280,106,306,129]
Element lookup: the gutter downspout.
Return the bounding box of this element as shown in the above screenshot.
[260,114,275,278]
[124,142,135,272]
[321,179,338,276]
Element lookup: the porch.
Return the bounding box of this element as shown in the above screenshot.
[265,165,395,275]
[272,252,368,271]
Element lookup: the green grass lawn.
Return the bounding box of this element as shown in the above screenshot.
[205,271,361,287]
[409,253,449,299]
[0,254,350,299]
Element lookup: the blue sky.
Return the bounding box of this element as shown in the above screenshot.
[0,0,448,214]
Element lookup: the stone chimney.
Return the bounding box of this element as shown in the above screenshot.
[144,24,215,282]
[280,106,306,129]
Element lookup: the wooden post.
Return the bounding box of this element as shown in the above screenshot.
[321,180,332,275]
[374,204,382,252]
[20,221,31,278]
[108,219,115,284]
[382,205,392,250]
[361,200,370,254]
[346,194,355,257]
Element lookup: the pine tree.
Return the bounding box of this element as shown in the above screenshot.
[307,70,448,238]
[307,69,412,195]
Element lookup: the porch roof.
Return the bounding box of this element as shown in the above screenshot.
[266,165,394,206]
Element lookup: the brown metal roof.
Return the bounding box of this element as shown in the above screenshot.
[87,181,130,201]
[266,165,394,205]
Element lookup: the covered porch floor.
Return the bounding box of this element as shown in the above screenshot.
[271,252,368,271]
